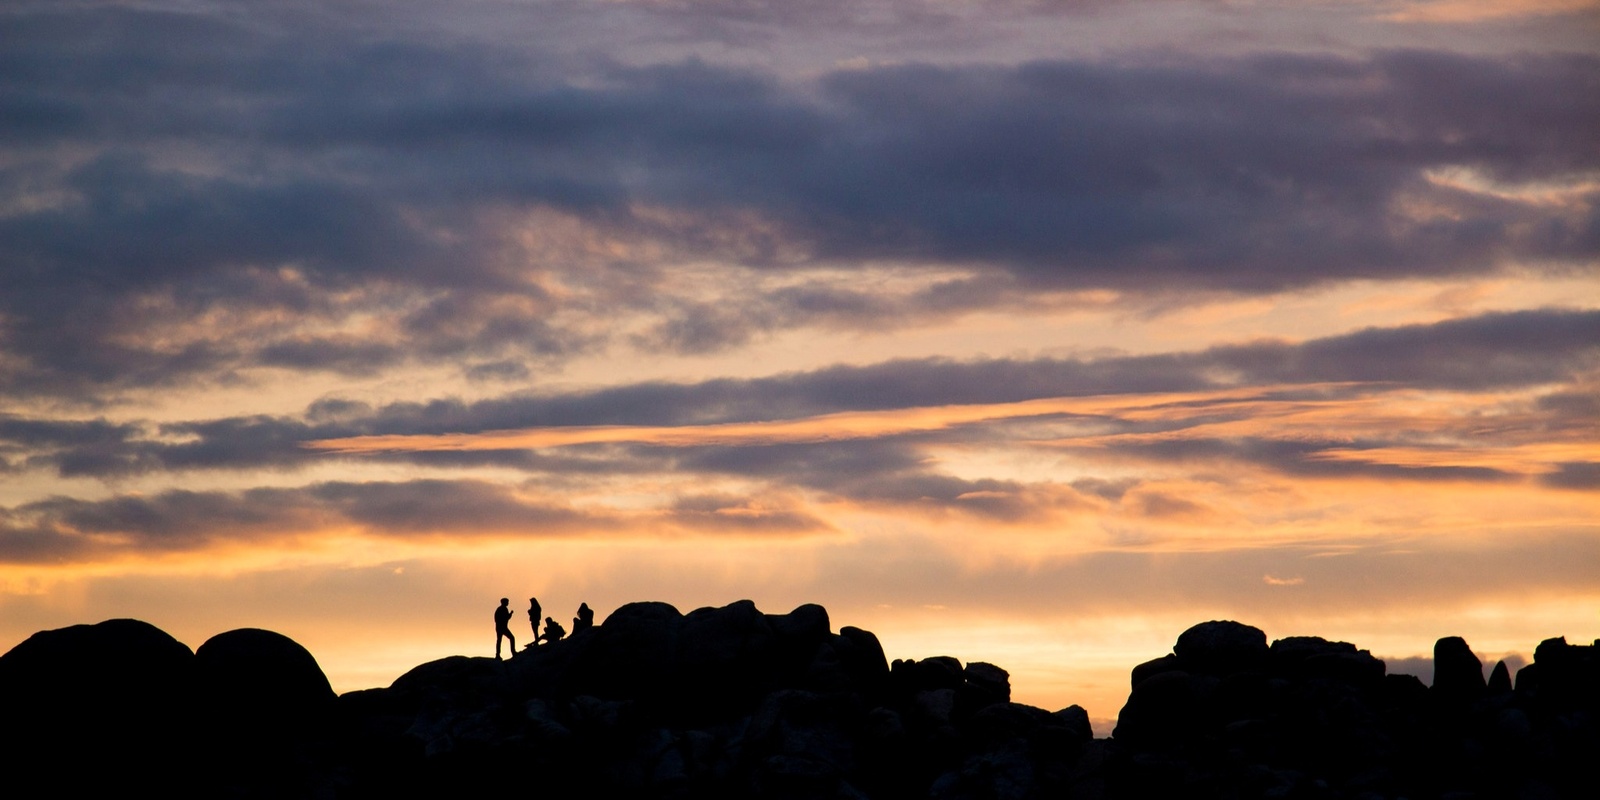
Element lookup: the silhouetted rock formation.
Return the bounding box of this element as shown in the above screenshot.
[1109,622,1599,800]
[3,607,1597,799]
[196,627,337,726]
[192,628,342,794]
[0,619,200,793]
[1432,634,1486,699]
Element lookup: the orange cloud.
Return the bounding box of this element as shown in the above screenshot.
[1377,0,1599,23]
[302,385,1358,454]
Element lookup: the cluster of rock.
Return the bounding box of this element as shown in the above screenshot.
[1,605,1595,799]
[1110,621,1599,799]
[0,621,338,796]
[338,600,1097,798]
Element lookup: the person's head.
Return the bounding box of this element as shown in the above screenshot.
[546,616,555,624]
[500,597,509,606]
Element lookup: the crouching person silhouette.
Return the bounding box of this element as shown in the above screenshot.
[538,616,566,645]
[494,597,516,659]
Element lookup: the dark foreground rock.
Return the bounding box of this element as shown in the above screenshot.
[2,608,1596,799]
[1110,620,1600,800]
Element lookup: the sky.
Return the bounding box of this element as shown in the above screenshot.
[2,0,1597,732]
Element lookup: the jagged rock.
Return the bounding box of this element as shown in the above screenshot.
[1432,636,1486,698]
[1173,620,1269,677]
[1525,635,1600,711]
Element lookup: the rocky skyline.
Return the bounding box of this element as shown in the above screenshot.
[1,1,1597,724]
[4,603,1595,797]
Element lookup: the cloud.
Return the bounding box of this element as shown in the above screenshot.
[2,1,1596,396]
[1541,462,1600,490]
[5,307,1594,492]
[1378,0,1600,24]
[0,478,833,565]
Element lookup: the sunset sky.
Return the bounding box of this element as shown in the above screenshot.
[2,0,1597,731]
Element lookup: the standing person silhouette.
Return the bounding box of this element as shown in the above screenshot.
[527,597,542,644]
[494,597,515,659]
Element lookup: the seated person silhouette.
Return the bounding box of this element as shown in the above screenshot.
[494,597,516,659]
[572,602,595,635]
[538,616,566,645]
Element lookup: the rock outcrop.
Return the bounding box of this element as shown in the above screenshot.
[335,600,1094,798]
[0,619,200,793]
[1109,623,1599,799]
[2,607,1596,799]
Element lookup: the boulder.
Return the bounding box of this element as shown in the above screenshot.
[836,626,890,689]
[1486,659,1513,695]
[1052,704,1094,743]
[1524,635,1600,712]
[566,601,685,701]
[963,661,1012,708]
[1432,636,1486,698]
[1271,635,1387,686]
[680,599,780,702]
[1112,670,1210,750]
[769,603,832,656]
[1173,620,1269,677]
[0,619,199,790]
[195,627,336,730]
[1130,653,1180,688]
[893,655,966,693]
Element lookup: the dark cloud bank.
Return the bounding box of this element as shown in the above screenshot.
[5,307,1595,476]
[4,307,1595,563]
[1,4,1597,396]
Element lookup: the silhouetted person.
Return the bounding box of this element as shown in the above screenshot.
[572,602,594,635]
[527,597,542,643]
[494,598,515,659]
[538,616,566,645]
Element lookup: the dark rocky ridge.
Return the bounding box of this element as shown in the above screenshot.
[1,604,1595,799]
